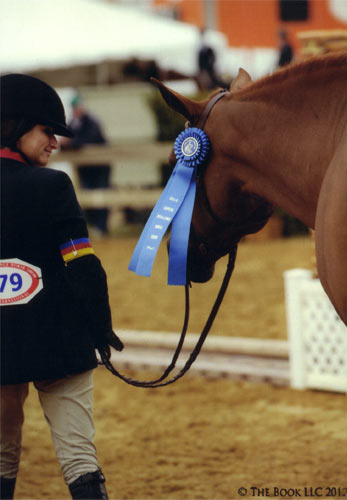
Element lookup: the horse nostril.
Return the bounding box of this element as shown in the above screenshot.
[199,243,208,256]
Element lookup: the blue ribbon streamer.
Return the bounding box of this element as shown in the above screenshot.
[167,169,197,285]
[129,128,209,285]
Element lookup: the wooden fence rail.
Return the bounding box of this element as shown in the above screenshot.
[52,142,285,238]
[53,142,171,177]
[52,142,171,211]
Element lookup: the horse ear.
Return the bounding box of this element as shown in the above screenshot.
[229,68,252,93]
[150,77,204,122]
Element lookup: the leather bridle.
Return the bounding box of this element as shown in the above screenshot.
[187,90,272,257]
[186,89,232,228]
[101,88,240,388]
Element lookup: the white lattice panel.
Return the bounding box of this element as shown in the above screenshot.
[284,269,347,393]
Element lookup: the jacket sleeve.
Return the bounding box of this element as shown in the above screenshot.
[46,170,114,345]
[64,254,113,342]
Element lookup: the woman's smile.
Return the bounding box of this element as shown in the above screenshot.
[17,125,58,166]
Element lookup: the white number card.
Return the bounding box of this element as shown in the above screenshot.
[0,259,43,306]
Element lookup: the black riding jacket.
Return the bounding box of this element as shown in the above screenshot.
[0,151,113,385]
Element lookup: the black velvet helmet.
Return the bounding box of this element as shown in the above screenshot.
[0,73,73,138]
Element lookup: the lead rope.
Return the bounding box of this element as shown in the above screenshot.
[101,250,236,388]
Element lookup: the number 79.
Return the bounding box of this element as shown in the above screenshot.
[0,273,23,292]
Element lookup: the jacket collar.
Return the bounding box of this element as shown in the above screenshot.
[0,148,28,164]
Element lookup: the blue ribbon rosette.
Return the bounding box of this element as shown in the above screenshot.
[128,127,210,285]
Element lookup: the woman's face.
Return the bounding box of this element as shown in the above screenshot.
[17,124,58,166]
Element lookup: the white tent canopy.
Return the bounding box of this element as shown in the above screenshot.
[0,0,228,77]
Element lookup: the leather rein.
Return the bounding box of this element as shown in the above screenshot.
[101,89,236,388]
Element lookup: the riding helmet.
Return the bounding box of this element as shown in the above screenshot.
[0,73,73,138]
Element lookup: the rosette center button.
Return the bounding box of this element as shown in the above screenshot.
[181,137,199,157]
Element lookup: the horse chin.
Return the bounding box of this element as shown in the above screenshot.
[188,265,215,283]
[187,259,215,283]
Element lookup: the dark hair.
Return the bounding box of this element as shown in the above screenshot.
[0,118,37,149]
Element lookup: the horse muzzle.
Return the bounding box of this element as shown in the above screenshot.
[187,259,215,283]
[187,241,239,283]
[186,243,217,283]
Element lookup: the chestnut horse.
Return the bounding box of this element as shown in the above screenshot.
[153,53,347,325]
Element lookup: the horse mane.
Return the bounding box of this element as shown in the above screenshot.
[235,53,347,97]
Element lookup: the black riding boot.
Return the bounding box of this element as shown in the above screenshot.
[0,477,16,500]
[68,469,108,500]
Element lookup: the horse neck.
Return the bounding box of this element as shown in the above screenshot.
[221,69,347,228]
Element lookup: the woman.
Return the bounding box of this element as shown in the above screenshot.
[0,74,123,499]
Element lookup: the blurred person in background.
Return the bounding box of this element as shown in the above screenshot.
[61,93,111,237]
[196,27,220,90]
[278,29,294,67]
[0,73,123,499]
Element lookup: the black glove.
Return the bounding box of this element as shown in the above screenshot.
[105,329,124,351]
[96,330,124,363]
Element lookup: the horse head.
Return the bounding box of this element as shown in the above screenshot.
[152,70,273,283]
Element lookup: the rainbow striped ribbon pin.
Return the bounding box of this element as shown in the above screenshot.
[60,238,94,263]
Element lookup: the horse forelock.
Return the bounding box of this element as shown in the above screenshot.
[233,53,347,98]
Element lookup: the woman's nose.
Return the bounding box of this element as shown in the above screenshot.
[51,135,59,150]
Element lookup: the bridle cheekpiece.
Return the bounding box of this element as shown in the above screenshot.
[129,90,229,286]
